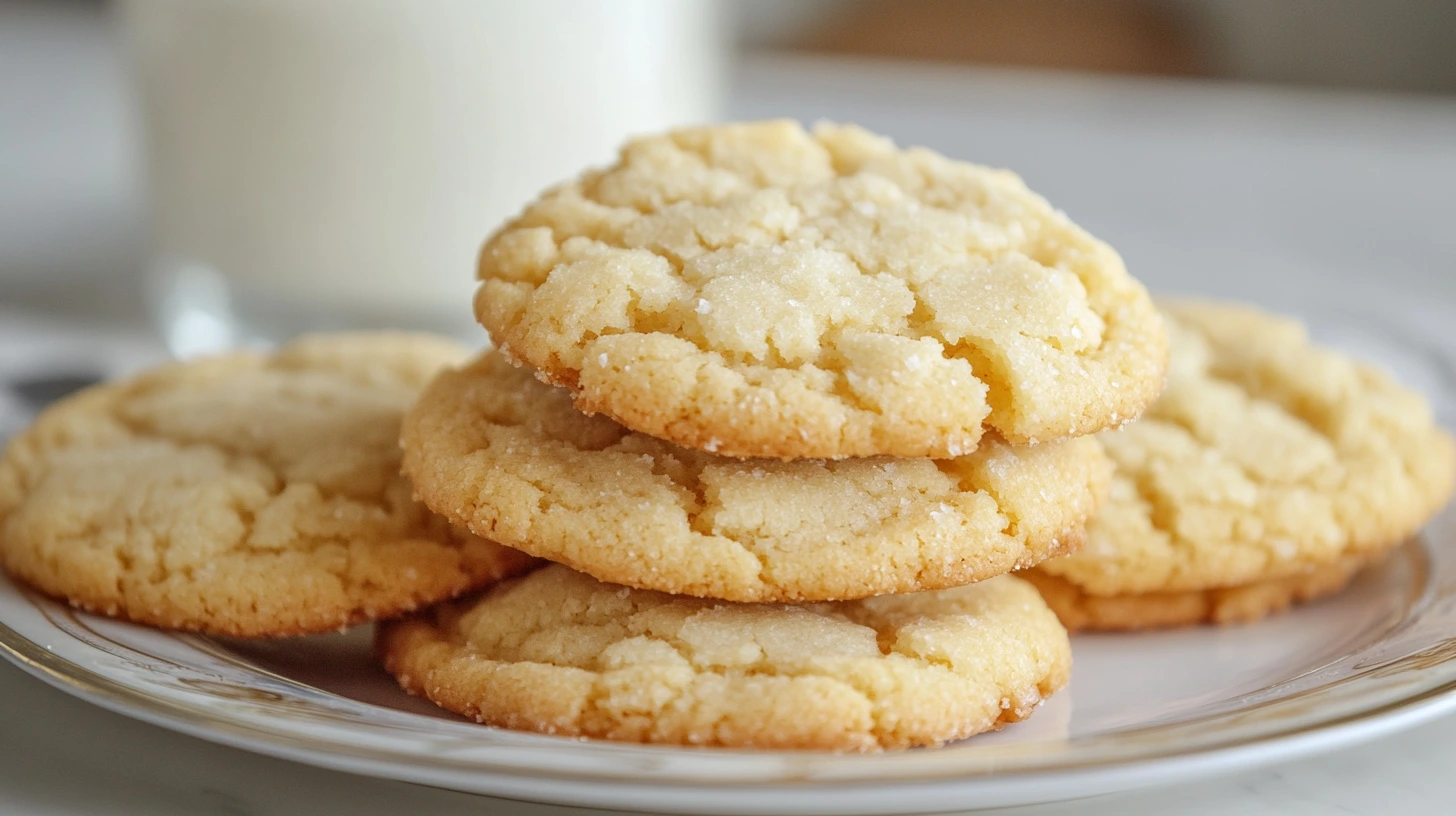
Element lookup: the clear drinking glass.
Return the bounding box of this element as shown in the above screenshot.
[117,0,725,356]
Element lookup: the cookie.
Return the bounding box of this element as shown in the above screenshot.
[0,333,537,637]
[1029,301,1455,629]
[377,564,1070,751]
[401,351,1111,603]
[1023,555,1369,631]
[475,119,1166,459]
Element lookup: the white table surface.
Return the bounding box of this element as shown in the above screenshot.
[3,7,1456,814]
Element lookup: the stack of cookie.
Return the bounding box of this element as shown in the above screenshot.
[2,121,1451,754]
[379,120,1169,749]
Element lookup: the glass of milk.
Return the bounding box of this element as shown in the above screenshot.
[118,0,725,356]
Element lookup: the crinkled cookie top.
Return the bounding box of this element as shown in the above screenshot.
[476,120,1166,459]
[378,564,1070,750]
[1035,302,1455,596]
[0,333,535,637]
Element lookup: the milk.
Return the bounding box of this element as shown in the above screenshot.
[118,0,724,353]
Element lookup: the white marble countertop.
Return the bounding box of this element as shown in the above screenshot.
[3,6,1456,815]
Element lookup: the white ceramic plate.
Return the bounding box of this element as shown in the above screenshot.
[4,297,1456,816]
[3,534,1456,816]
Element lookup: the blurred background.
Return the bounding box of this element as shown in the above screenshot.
[741,0,1456,90]
[1,0,1453,354]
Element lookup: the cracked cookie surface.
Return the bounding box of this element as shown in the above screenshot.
[0,333,537,637]
[475,120,1166,459]
[377,564,1070,751]
[1030,302,1455,624]
[402,350,1110,603]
